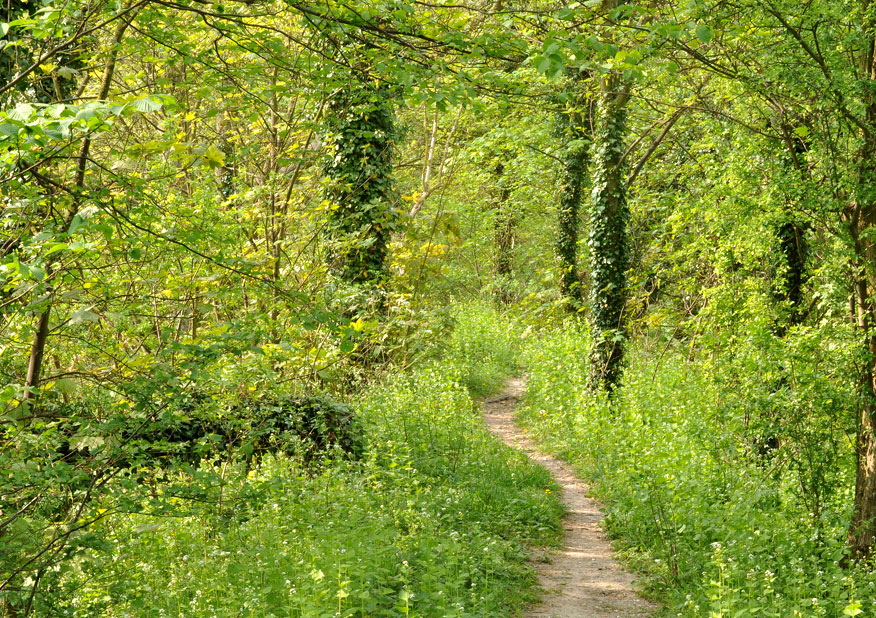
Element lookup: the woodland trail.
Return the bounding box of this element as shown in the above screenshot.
[482,377,656,618]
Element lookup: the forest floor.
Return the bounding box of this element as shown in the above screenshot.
[482,377,656,618]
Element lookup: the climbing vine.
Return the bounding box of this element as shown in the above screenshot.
[322,84,399,286]
[554,81,592,308]
[588,84,629,391]
[493,161,516,304]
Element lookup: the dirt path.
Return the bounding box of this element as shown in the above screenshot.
[482,377,655,618]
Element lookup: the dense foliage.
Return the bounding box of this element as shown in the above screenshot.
[520,324,864,616]
[6,0,876,615]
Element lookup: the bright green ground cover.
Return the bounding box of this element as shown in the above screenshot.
[519,322,876,617]
[55,308,562,618]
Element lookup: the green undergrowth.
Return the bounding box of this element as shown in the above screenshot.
[57,306,562,618]
[443,300,523,398]
[520,322,876,618]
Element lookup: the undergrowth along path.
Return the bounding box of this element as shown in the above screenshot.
[482,377,655,618]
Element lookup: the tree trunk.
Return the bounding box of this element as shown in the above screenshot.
[21,307,50,402]
[555,84,591,309]
[846,207,876,559]
[493,163,514,305]
[846,17,876,560]
[588,76,630,391]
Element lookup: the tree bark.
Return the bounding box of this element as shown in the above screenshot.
[555,83,591,308]
[21,308,50,402]
[493,162,514,305]
[588,75,630,392]
[846,12,876,559]
[846,196,876,559]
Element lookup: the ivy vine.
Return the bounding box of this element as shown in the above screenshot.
[322,85,398,287]
[588,88,629,391]
[554,85,592,308]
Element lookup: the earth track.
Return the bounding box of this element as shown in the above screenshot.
[482,377,655,618]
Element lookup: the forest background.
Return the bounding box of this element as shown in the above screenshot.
[2,0,876,616]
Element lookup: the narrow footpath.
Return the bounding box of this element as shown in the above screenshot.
[482,377,655,618]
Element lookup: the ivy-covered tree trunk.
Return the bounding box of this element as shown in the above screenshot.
[751,130,811,457]
[774,128,810,332]
[322,86,397,288]
[775,221,808,322]
[555,86,591,309]
[493,162,515,305]
[588,77,630,391]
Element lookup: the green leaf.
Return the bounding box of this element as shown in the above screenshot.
[7,17,35,27]
[844,602,863,617]
[0,122,22,138]
[536,56,552,74]
[8,103,34,121]
[57,66,79,79]
[70,308,99,325]
[695,24,713,43]
[543,41,560,55]
[340,339,356,354]
[585,36,604,52]
[75,102,102,121]
[132,96,163,113]
[43,242,67,257]
[201,144,226,168]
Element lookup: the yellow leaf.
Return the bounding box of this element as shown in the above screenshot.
[202,144,226,169]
